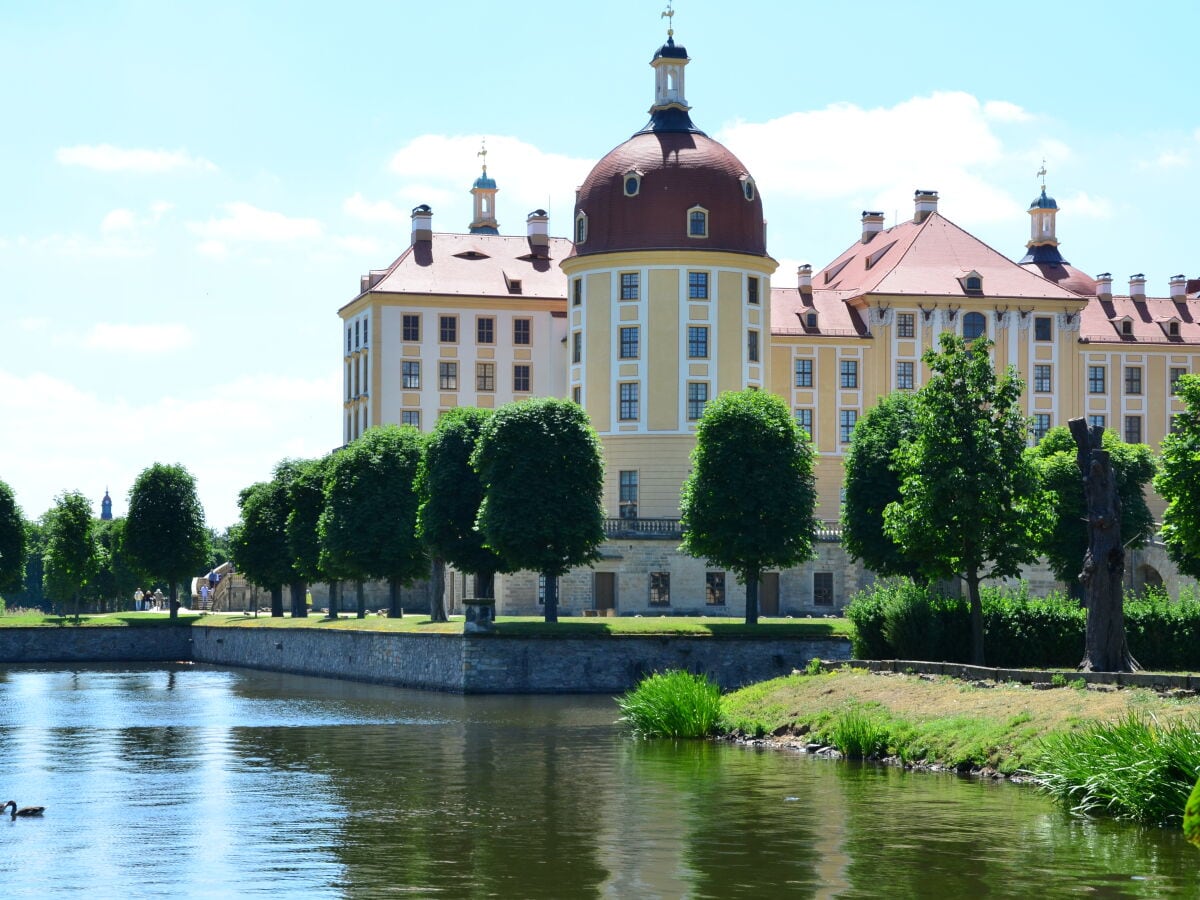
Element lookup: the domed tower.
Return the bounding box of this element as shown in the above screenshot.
[469,141,499,235]
[561,25,776,520]
[1018,168,1097,295]
[100,488,113,521]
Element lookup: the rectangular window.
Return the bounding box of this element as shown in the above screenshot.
[1125,366,1143,395]
[1034,364,1052,393]
[813,572,834,606]
[402,314,420,342]
[572,278,582,306]
[1034,316,1053,341]
[513,318,531,345]
[537,574,556,606]
[619,470,638,519]
[687,382,708,421]
[747,277,759,305]
[513,364,531,393]
[649,572,670,607]
[572,331,582,364]
[1032,413,1051,440]
[1171,367,1187,393]
[896,360,914,390]
[620,326,640,359]
[747,330,760,363]
[572,385,581,404]
[1088,414,1106,430]
[476,362,495,392]
[401,360,420,389]
[1124,415,1142,444]
[705,572,726,606]
[439,315,457,343]
[363,318,368,345]
[476,317,494,344]
[897,313,915,338]
[438,362,458,391]
[1088,366,1106,394]
[794,408,813,439]
[620,272,639,301]
[794,358,813,388]
[619,382,639,420]
[840,409,858,444]
[688,326,709,359]
[355,320,360,348]
[688,271,709,299]
[346,327,352,353]
[401,410,420,428]
[840,359,858,389]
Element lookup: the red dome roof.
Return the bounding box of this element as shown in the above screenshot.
[573,130,767,257]
[1021,261,1098,296]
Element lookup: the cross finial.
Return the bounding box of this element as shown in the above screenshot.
[661,1,674,38]
[1037,158,1047,191]
[477,138,487,175]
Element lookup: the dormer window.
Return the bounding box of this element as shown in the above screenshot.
[623,170,642,197]
[740,175,755,202]
[575,211,588,245]
[1120,318,1133,337]
[805,312,818,329]
[958,270,984,294]
[687,206,709,239]
[1170,321,1180,337]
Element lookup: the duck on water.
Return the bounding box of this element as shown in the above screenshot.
[3,801,44,819]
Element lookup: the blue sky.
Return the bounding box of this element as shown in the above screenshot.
[2,0,1198,529]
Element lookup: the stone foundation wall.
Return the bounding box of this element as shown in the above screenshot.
[0,627,192,663]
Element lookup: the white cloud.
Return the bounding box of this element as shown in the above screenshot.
[343,192,409,224]
[1063,191,1114,220]
[1139,150,1189,170]
[101,208,137,232]
[78,323,193,353]
[983,100,1033,123]
[18,317,50,333]
[331,235,385,255]
[188,202,323,243]
[56,144,217,173]
[13,232,149,259]
[196,240,230,260]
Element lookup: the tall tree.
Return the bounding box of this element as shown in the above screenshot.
[86,517,140,611]
[417,407,501,621]
[230,478,294,617]
[884,334,1050,665]
[473,398,604,623]
[287,455,340,618]
[125,463,210,619]
[841,391,924,581]
[0,479,26,596]
[1029,425,1156,595]
[320,426,427,618]
[680,389,818,625]
[43,491,95,621]
[1156,374,1200,579]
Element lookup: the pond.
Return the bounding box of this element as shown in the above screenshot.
[1,664,1195,898]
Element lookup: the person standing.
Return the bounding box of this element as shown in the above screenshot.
[134,588,144,611]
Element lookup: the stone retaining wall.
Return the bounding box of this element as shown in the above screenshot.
[0,627,193,663]
[838,658,1200,691]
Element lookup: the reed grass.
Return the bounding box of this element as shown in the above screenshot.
[617,670,723,739]
[825,705,891,758]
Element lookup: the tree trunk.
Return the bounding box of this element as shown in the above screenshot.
[169,582,179,620]
[1070,417,1139,672]
[429,558,447,622]
[543,571,558,623]
[965,569,985,666]
[290,581,308,618]
[356,580,366,619]
[327,580,339,619]
[270,584,284,617]
[476,571,495,599]
[745,570,760,626]
[73,591,81,625]
[388,577,403,618]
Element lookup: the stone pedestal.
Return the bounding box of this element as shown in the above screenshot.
[463,598,496,634]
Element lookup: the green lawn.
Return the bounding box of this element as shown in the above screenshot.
[0,612,204,628]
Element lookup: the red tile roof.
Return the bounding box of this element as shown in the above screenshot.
[770,287,869,337]
[344,233,571,309]
[1080,294,1200,345]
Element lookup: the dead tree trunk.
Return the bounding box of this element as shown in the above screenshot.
[1069,417,1139,672]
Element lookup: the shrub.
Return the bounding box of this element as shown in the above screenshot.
[826,705,891,758]
[844,585,889,659]
[1029,714,1200,825]
[617,670,723,739]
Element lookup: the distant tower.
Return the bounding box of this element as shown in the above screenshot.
[100,488,113,521]
[1019,162,1064,265]
[469,140,500,234]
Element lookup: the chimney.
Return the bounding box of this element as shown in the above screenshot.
[1169,274,1188,300]
[360,275,370,293]
[1129,273,1146,301]
[861,211,884,243]
[411,204,433,244]
[797,264,813,296]
[1096,272,1113,301]
[913,189,939,224]
[526,209,550,256]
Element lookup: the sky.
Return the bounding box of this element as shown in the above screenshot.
[2,0,1198,529]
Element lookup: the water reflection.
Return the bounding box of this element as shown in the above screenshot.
[0,664,1196,899]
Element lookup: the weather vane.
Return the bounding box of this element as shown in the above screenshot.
[478,138,487,175]
[661,1,674,38]
[1037,158,1047,191]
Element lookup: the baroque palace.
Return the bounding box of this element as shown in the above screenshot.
[337,29,1199,617]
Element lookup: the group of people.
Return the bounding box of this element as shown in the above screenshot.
[133,588,165,611]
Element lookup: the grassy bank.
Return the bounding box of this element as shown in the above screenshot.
[0,611,852,639]
[720,668,1199,776]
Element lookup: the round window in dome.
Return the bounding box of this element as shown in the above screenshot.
[741,176,755,202]
[624,175,640,197]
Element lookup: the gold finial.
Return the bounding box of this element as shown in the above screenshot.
[477,138,487,175]
[1037,158,1047,191]
[661,1,675,38]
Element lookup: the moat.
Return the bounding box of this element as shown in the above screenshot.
[2,664,1195,898]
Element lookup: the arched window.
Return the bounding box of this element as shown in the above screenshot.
[688,206,708,238]
[740,175,755,202]
[623,171,641,197]
[963,311,986,340]
[575,212,588,245]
